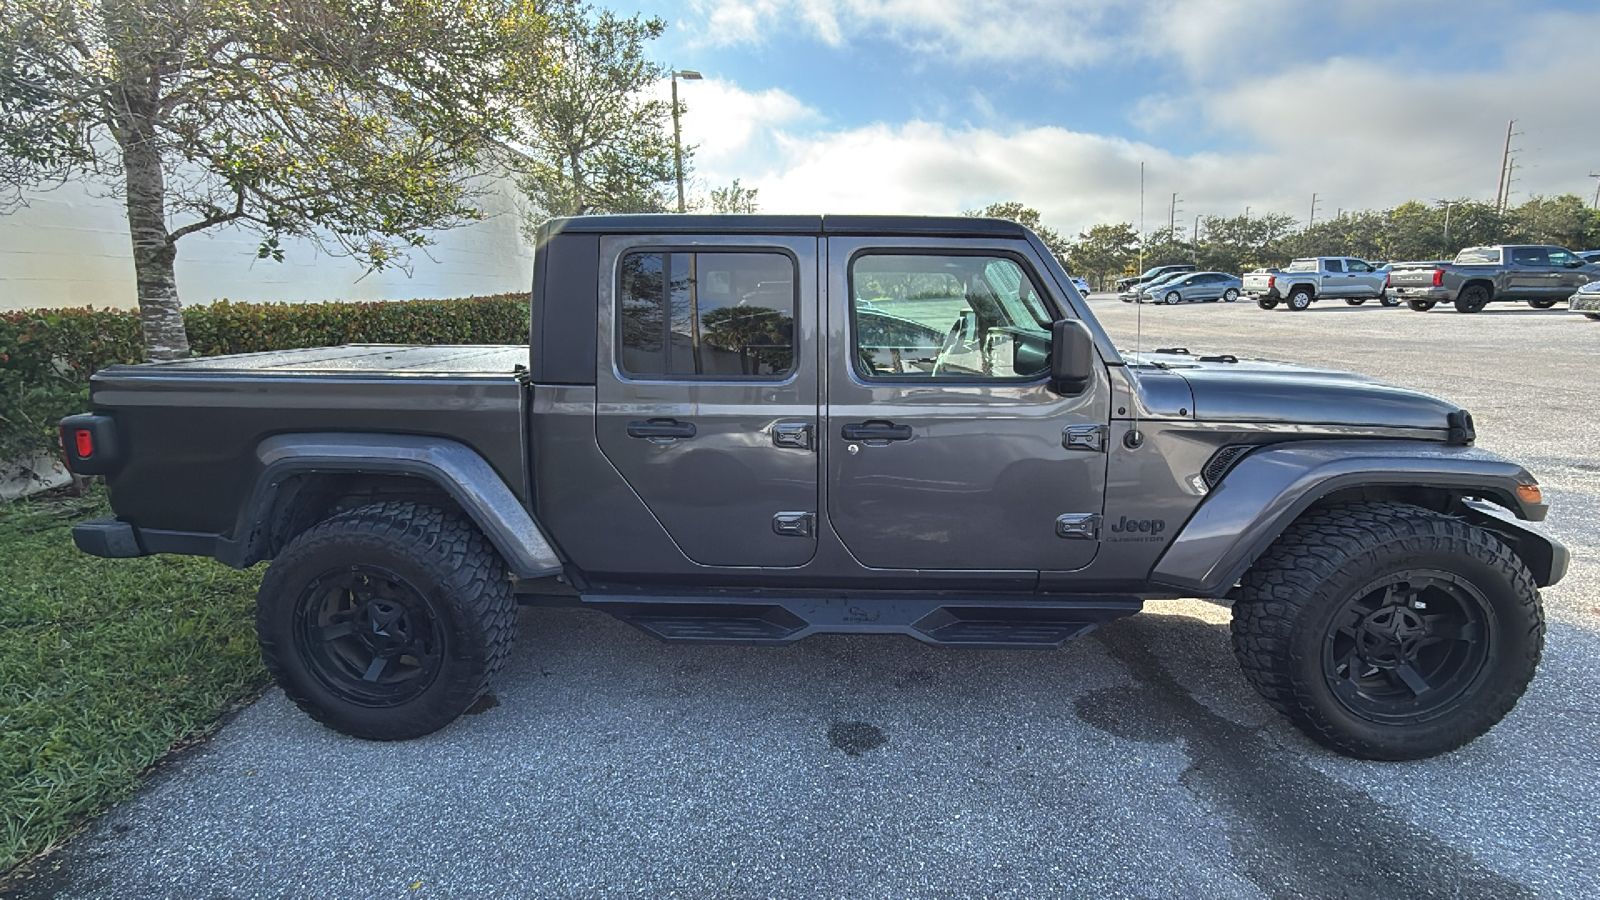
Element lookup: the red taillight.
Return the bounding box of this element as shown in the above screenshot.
[1385,272,1391,287]
[1432,269,1444,287]
[1267,275,1275,290]
[74,429,94,458]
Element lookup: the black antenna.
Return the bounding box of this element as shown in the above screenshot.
[1128,161,1145,450]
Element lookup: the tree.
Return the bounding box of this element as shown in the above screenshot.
[0,0,546,359]
[1508,194,1598,249]
[965,201,1071,259]
[709,178,759,214]
[1196,212,1295,272]
[512,0,676,223]
[1066,222,1138,290]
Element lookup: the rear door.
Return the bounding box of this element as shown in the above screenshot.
[824,237,1110,573]
[1506,247,1545,298]
[596,235,820,567]
[1320,258,1346,296]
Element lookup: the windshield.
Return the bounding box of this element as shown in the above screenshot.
[1285,259,1319,273]
[1142,271,1189,290]
[1456,247,1500,265]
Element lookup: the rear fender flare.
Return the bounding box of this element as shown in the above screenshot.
[1149,440,1562,596]
[235,433,563,579]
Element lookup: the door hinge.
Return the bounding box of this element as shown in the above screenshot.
[772,422,815,451]
[1063,425,1107,453]
[1055,513,1102,540]
[772,511,816,538]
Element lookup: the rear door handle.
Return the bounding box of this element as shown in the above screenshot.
[840,420,913,443]
[627,418,696,440]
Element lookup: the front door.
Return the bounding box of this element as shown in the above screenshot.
[596,235,820,567]
[824,238,1110,572]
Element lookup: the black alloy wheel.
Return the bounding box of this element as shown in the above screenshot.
[293,565,444,708]
[1321,571,1492,725]
[1527,299,1559,309]
[1380,292,1400,307]
[1455,284,1491,313]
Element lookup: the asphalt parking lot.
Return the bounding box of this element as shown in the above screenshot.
[13,297,1599,899]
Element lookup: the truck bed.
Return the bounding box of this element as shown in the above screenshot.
[89,345,532,541]
[129,344,529,376]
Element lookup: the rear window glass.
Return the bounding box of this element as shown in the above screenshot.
[617,251,796,379]
[1285,259,1318,273]
[1456,248,1500,265]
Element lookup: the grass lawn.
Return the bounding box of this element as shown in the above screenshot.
[0,488,266,873]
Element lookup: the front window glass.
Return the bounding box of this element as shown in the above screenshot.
[617,251,796,379]
[851,254,1052,380]
[1548,248,1578,266]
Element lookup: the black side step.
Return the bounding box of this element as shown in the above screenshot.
[581,594,1142,648]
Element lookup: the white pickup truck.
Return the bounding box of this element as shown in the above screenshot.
[1243,257,1394,311]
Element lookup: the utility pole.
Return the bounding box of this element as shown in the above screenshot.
[1495,119,1515,212]
[670,69,703,213]
[1442,201,1453,251]
[1501,158,1521,211]
[1192,216,1200,263]
[1589,173,1599,209]
[1244,205,1251,219]
[1168,192,1181,233]
[1308,193,1322,229]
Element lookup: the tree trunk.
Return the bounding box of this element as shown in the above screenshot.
[120,132,189,360]
[106,4,190,361]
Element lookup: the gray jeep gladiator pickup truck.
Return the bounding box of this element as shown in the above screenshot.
[61,215,1567,760]
[1389,244,1600,313]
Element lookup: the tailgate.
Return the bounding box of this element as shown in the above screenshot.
[1388,266,1441,288]
[1242,274,1274,292]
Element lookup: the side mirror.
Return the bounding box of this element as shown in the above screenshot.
[1050,319,1096,395]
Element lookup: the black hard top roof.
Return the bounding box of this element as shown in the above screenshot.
[540,214,1030,239]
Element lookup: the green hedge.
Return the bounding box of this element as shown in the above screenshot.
[0,294,529,462]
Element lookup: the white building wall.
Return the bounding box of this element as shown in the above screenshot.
[0,173,536,312]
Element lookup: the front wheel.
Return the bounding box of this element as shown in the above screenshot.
[1164,290,1181,305]
[1223,289,1239,302]
[1527,299,1558,309]
[1286,288,1313,311]
[1256,297,1279,310]
[1345,298,1367,306]
[1407,299,1436,312]
[256,501,517,740]
[1586,313,1600,321]
[1231,502,1543,760]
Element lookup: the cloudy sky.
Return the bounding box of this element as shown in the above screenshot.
[634,0,1600,238]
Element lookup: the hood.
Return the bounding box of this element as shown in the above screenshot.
[1124,351,1464,435]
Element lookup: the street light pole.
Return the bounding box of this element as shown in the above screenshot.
[671,69,702,213]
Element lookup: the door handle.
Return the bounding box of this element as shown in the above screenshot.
[627,418,696,440]
[840,420,913,443]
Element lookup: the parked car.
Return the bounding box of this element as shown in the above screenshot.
[1243,257,1393,310]
[1070,276,1091,295]
[1138,271,1243,304]
[1114,263,1196,293]
[1119,269,1191,302]
[1389,245,1600,313]
[60,213,1567,761]
[1577,250,1600,264]
[1570,280,1600,320]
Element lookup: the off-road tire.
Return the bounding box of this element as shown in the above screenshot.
[257,501,517,740]
[1286,288,1313,311]
[1345,298,1367,306]
[1585,313,1600,321]
[1257,297,1278,310]
[1223,289,1239,302]
[1407,299,1436,312]
[1527,299,1559,309]
[1455,284,1491,313]
[1380,292,1400,307]
[1230,502,1543,760]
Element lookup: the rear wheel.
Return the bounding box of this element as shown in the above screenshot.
[256,501,517,740]
[1164,290,1181,305]
[1257,297,1279,310]
[1345,298,1367,306]
[1223,288,1239,302]
[1231,502,1543,760]
[1455,284,1490,313]
[1407,299,1436,312]
[1586,313,1600,321]
[1527,299,1558,309]
[1380,292,1400,307]
[1286,288,1313,311]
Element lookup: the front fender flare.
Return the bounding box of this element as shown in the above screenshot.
[1149,440,1561,596]
[237,433,563,579]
